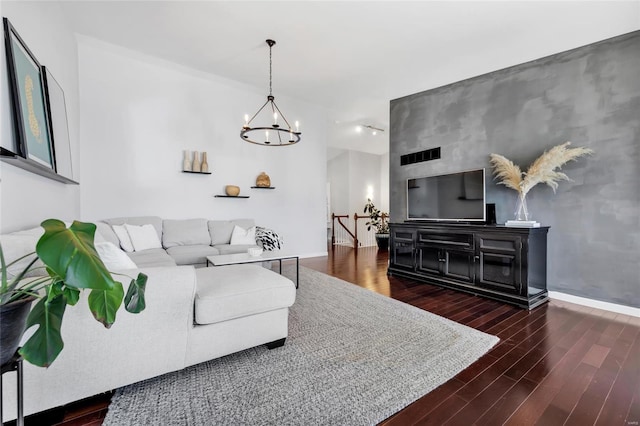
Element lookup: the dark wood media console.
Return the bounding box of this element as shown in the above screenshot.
[388,222,549,309]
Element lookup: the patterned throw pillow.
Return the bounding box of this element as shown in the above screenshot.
[255,226,283,251]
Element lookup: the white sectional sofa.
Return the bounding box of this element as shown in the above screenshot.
[1,217,296,421]
[96,216,263,267]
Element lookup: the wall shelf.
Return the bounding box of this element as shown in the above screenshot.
[1,147,79,184]
[182,170,212,175]
[250,186,275,189]
[214,195,250,198]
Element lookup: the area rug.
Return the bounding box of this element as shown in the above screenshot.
[104,266,498,425]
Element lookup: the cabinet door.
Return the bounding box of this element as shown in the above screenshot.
[390,228,416,271]
[476,234,522,294]
[443,249,475,283]
[416,245,442,275]
[392,242,415,271]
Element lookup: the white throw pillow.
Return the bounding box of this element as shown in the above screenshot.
[230,225,257,245]
[95,242,137,270]
[112,225,134,253]
[125,224,162,251]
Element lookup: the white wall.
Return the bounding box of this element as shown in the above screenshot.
[327,151,349,216]
[0,1,80,232]
[77,37,328,257]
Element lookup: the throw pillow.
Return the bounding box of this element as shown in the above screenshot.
[112,225,134,253]
[95,242,137,270]
[230,225,257,245]
[125,224,162,252]
[255,226,284,251]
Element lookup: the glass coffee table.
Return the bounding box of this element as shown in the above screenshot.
[206,250,299,288]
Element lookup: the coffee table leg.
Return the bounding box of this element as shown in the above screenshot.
[279,259,282,274]
[296,257,299,289]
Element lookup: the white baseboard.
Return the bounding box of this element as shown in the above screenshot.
[298,251,329,259]
[549,291,640,317]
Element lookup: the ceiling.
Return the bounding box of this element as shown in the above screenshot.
[59,1,640,155]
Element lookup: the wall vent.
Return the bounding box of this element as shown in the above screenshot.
[400,147,441,166]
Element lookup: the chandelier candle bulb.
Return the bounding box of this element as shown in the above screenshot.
[265,131,269,143]
[295,121,299,132]
[273,112,278,127]
[243,114,249,128]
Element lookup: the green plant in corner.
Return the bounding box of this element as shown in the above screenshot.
[363,199,389,234]
[0,219,147,367]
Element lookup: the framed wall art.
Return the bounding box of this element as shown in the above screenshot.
[43,66,74,180]
[3,17,55,170]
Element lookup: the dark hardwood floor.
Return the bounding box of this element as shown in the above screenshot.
[9,245,639,425]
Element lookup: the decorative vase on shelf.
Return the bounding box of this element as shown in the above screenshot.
[201,152,209,173]
[192,151,201,172]
[183,150,192,171]
[225,185,240,196]
[256,172,271,187]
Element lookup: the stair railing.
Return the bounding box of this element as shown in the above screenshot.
[331,213,356,247]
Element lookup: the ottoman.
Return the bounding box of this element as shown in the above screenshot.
[184,264,297,366]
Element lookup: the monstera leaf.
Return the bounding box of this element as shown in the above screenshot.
[36,220,115,291]
[19,289,67,367]
[9,219,148,368]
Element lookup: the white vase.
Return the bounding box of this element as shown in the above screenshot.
[192,151,201,172]
[183,150,192,171]
[201,152,209,173]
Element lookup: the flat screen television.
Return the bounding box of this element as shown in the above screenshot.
[407,168,486,222]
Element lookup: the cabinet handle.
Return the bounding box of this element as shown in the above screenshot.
[474,255,480,260]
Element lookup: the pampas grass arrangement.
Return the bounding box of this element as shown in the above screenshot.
[490,142,593,198]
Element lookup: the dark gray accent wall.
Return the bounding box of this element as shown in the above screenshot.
[389,31,640,308]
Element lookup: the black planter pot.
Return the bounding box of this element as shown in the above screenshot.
[375,233,389,250]
[1,296,35,365]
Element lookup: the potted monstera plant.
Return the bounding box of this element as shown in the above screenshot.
[364,199,390,250]
[0,219,147,367]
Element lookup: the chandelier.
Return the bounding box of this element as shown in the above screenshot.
[241,39,301,146]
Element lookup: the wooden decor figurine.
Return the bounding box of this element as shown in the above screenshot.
[256,172,271,187]
[192,151,201,172]
[201,152,209,173]
[183,150,192,171]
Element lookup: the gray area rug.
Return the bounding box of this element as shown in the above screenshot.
[104,266,498,425]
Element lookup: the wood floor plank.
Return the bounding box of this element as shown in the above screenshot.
[595,325,640,425]
[475,377,539,426]
[503,315,620,425]
[442,374,517,425]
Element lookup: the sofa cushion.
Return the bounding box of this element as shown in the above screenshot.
[194,264,296,325]
[95,222,120,246]
[255,226,284,251]
[163,219,211,248]
[103,216,163,240]
[214,244,260,255]
[0,229,44,278]
[125,224,163,251]
[95,242,137,270]
[127,248,176,268]
[230,225,256,245]
[112,225,135,252]
[166,245,220,266]
[208,219,255,245]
